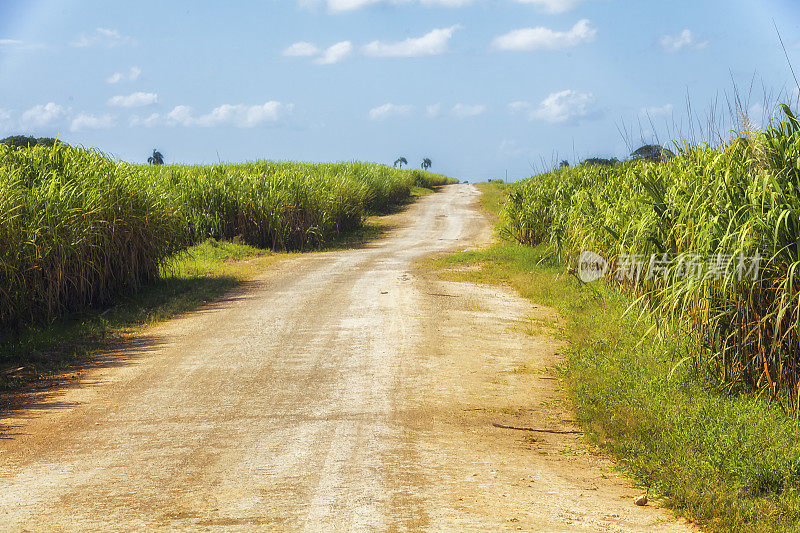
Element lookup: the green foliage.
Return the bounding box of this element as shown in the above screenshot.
[147,148,164,165]
[0,143,456,330]
[1,136,62,149]
[500,106,800,409]
[631,144,676,162]
[580,157,619,167]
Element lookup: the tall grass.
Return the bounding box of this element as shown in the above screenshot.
[0,143,454,330]
[500,105,800,409]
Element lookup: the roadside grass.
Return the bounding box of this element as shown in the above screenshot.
[411,185,436,198]
[0,239,280,390]
[0,202,400,392]
[431,182,800,532]
[475,181,509,222]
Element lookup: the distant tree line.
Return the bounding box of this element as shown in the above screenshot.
[560,144,676,169]
[1,136,64,149]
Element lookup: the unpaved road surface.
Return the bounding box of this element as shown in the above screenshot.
[0,185,694,531]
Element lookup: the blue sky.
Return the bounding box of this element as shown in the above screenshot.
[1,0,799,181]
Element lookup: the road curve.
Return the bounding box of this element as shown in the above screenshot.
[0,185,692,531]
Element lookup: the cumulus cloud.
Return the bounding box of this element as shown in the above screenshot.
[108,92,158,107]
[369,103,413,120]
[315,41,353,64]
[363,26,459,57]
[20,102,66,129]
[326,0,380,10]
[196,102,293,127]
[71,113,115,132]
[308,0,474,13]
[512,0,583,13]
[71,27,136,48]
[0,38,44,50]
[492,19,596,51]
[106,66,142,84]
[426,103,442,117]
[283,41,320,57]
[166,105,195,125]
[510,90,596,123]
[284,26,457,63]
[660,29,708,52]
[452,103,486,117]
[152,102,293,128]
[129,113,162,128]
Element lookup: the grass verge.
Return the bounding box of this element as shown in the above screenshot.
[430,183,800,532]
[0,239,281,391]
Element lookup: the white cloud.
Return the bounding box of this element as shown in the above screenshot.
[512,0,583,13]
[20,103,66,129]
[660,29,708,52]
[71,113,115,132]
[106,66,141,84]
[129,113,162,128]
[363,25,459,57]
[640,104,674,117]
[159,102,293,128]
[196,102,293,127]
[71,27,136,48]
[0,38,44,50]
[426,103,442,117]
[369,103,413,120]
[166,105,195,125]
[319,0,473,12]
[108,92,159,108]
[326,0,380,10]
[420,0,473,5]
[493,19,596,51]
[511,90,596,123]
[452,103,486,117]
[315,41,353,64]
[283,41,320,57]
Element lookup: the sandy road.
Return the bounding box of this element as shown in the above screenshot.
[0,185,693,531]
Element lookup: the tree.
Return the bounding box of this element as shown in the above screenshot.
[631,144,675,163]
[393,156,408,169]
[559,160,570,168]
[147,149,165,165]
[1,135,63,149]
[421,157,432,170]
[580,157,619,167]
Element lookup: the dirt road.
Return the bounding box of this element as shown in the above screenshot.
[0,185,693,531]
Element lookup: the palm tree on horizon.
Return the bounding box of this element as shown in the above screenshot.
[421,157,432,170]
[393,156,408,169]
[147,149,165,165]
